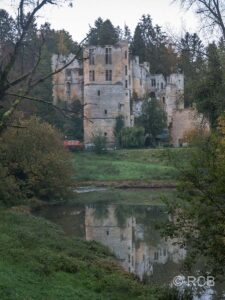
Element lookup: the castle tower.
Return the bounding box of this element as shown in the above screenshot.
[83,41,132,147]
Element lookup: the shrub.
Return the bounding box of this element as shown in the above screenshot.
[114,115,125,146]
[120,127,145,148]
[0,117,74,205]
[92,132,107,154]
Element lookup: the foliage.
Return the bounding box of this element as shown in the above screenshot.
[131,14,178,76]
[182,127,209,145]
[163,116,225,276]
[0,117,74,205]
[114,115,125,146]
[136,98,167,141]
[0,2,82,136]
[92,131,107,154]
[120,127,145,148]
[191,42,225,128]
[0,209,182,300]
[87,18,119,46]
[178,32,204,107]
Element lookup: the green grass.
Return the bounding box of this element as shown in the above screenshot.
[73,148,191,182]
[72,188,177,205]
[0,209,178,299]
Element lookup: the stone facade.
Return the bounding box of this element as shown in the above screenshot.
[85,205,186,280]
[83,42,132,147]
[52,42,196,147]
[171,108,209,147]
[52,54,83,105]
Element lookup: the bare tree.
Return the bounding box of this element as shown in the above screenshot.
[0,0,88,134]
[175,0,225,39]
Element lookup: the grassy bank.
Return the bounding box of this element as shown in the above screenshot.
[72,188,177,205]
[0,209,177,300]
[73,148,191,183]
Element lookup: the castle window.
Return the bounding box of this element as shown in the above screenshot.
[129,75,131,85]
[89,70,95,82]
[151,79,156,87]
[104,132,107,136]
[89,48,95,65]
[106,70,112,81]
[125,80,128,88]
[104,109,107,115]
[66,69,72,78]
[163,249,167,256]
[161,82,164,90]
[140,79,142,86]
[125,50,128,59]
[125,65,128,76]
[162,97,165,104]
[105,47,112,64]
[79,68,83,76]
[66,82,71,97]
[106,229,109,235]
[154,252,159,260]
[97,90,101,96]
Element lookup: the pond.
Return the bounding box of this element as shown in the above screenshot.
[34,188,224,300]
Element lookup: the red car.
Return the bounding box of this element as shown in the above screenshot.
[63,140,84,151]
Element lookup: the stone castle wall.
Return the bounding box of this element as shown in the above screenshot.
[52,54,83,105]
[52,42,192,147]
[83,42,131,146]
[171,109,209,147]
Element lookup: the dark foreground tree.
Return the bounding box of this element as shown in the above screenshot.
[0,0,87,136]
[0,116,74,205]
[163,117,225,277]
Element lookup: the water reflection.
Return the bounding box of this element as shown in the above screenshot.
[85,204,186,283]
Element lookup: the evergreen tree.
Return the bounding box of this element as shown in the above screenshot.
[131,25,146,62]
[136,98,167,142]
[131,15,178,76]
[178,32,204,107]
[87,18,119,46]
[187,42,225,128]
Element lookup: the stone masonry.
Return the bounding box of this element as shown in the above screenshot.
[52,41,200,147]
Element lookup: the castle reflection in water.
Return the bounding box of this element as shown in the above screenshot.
[85,204,186,282]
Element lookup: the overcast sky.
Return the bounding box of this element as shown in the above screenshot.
[1,0,199,42]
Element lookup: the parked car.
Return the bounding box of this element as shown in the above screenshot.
[63,140,84,151]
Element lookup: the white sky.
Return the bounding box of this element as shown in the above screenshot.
[1,0,200,42]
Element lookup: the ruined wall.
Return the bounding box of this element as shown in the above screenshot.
[83,42,131,146]
[171,108,208,147]
[52,47,187,147]
[165,74,184,125]
[52,54,83,105]
[131,57,150,98]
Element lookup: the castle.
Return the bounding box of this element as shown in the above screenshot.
[52,41,203,147]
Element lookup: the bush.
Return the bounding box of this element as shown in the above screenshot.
[114,115,125,146]
[120,127,145,148]
[92,132,107,154]
[0,117,74,205]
